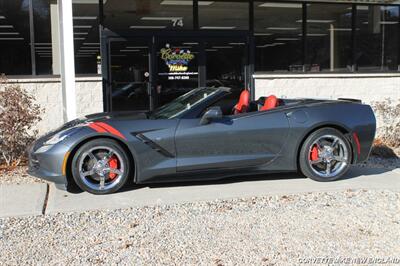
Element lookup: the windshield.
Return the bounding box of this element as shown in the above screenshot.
[150,87,220,119]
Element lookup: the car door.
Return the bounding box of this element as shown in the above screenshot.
[175,111,290,172]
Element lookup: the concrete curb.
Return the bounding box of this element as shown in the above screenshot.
[0,183,48,218]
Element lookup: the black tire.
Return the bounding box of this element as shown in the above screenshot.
[71,138,131,194]
[299,128,352,182]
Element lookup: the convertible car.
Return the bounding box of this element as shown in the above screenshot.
[28,87,376,194]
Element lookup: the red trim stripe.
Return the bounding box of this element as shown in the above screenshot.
[88,123,108,133]
[353,132,361,155]
[88,122,127,140]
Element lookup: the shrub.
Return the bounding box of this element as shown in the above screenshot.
[371,98,400,148]
[371,139,398,158]
[0,75,42,167]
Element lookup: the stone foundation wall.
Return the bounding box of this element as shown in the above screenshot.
[3,76,103,135]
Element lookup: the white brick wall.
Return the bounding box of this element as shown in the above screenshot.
[254,73,400,132]
[3,76,103,135]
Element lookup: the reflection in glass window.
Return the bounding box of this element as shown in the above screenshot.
[254,2,302,72]
[0,0,32,75]
[356,5,399,71]
[199,0,249,30]
[306,4,352,72]
[73,1,100,74]
[33,0,52,75]
[104,0,193,31]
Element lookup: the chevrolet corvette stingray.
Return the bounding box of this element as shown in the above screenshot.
[28,87,376,194]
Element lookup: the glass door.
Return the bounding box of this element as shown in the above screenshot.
[109,38,152,112]
[155,37,201,107]
[205,37,247,92]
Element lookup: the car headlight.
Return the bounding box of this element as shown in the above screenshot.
[44,133,68,146]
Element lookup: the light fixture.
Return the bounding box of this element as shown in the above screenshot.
[212,46,233,49]
[73,16,97,20]
[35,46,52,49]
[347,6,369,10]
[83,42,100,45]
[130,26,167,29]
[76,55,94,57]
[0,32,19,35]
[126,46,148,49]
[0,25,13,28]
[302,33,328,36]
[183,42,199,45]
[296,19,335,23]
[259,3,302,8]
[275,38,299,41]
[201,26,236,29]
[35,43,51,46]
[205,49,218,51]
[74,32,89,35]
[0,37,23,40]
[72,0,108,4]
[79,50,98,52]
[327,28,352,31]
[267,27,298,30]
[380,21,398,25]
[254,33,273,36]
[229,42,245,45]
[80,47,99,49]
[141,16,183,21]
[0,16,5,19]
[74,37,85,40]
[160,1,214,6]
[73,25,92,28]
[120,49,140,52]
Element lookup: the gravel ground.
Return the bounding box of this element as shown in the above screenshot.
[0,189,399,265]
[0,166,45,185]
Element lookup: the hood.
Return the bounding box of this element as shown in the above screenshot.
[83,111,148,122]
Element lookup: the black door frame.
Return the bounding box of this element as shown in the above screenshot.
[101,29,254,112]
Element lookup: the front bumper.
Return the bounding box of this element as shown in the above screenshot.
[27,142,70,190]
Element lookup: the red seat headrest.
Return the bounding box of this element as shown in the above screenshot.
[260,95,278,111]
[234,90,250,114]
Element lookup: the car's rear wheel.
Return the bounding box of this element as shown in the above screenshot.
[299,128,351,182]
[71,138,131,194]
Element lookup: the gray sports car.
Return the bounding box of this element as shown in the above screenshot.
[28,87,376,194]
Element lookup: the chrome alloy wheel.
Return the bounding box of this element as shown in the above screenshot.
[78,146,125,191]
[307,134,350,178]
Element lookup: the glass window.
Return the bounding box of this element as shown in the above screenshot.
[33,0,52,75]
[104,0,193,32]
[254,1,303,72]
[73,1,101,74]
[0,0,32,75]
[306,3,353,72]
[356,5,399,71]
[199,0,249,30]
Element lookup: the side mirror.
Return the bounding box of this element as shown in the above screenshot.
[200,106,223,125]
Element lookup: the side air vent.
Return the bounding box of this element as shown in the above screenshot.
[135,133,175,158]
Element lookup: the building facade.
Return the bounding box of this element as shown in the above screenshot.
[0,0,399,133]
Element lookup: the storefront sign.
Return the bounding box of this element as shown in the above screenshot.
[160,44,195,73]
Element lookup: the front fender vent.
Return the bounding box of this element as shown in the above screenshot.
[134,133,175,158]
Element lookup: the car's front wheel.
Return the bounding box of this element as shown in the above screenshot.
[71,138,131,194]
[299,128,352,182]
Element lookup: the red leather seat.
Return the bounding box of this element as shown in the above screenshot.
[260,95,278,111]
[233,90,250,114]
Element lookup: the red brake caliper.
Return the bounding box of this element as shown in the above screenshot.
[108,155,119,180]
[310,145,319,161]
